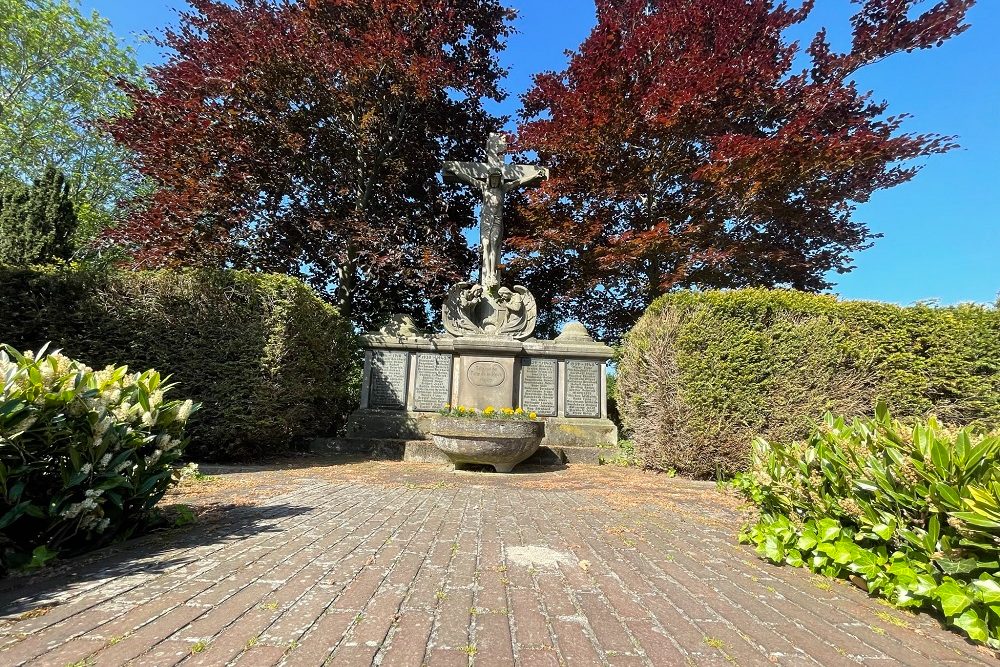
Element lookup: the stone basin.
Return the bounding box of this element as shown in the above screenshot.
[430,417,544,473]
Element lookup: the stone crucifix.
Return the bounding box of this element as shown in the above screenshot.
[443,133,549,288]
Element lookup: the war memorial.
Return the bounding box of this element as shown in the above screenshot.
[343,134,618,465]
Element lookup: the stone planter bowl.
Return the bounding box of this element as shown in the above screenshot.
[430,417,544,473]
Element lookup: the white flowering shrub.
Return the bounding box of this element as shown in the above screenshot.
[0,344,197,571]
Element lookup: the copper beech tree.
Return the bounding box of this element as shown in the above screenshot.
[511,0,975,339]
[109,0,514,328]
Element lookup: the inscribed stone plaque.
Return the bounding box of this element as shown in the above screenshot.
[467,361,506,387]
[413,353,453,412]
[520,358,557,416]
[369,350,409,410]
[564,360,601,418]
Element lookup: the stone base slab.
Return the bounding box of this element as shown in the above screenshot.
[540,417,619,447]
[346,408,619,448]
[345,409,437,441]
[310,437,622,467]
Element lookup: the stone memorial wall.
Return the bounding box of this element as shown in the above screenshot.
[350,333,616,448]
[345,135,617,453]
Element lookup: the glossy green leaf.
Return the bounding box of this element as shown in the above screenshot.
[952,608,989,642]
[909,574,939,598]
[797,532,818,551]
[872,522,894,541]
[934,484,961,508]
[817,518,841,542]
[936,580,973,617]
[972,577,1000,604]
[938,557,981,575]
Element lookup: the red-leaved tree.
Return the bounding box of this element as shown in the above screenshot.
[511,0,975,339]
[109,0,514,328]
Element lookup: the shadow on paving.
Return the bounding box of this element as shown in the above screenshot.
[194,453,392,475]
[197,455,570,477]
[0,501,311,617]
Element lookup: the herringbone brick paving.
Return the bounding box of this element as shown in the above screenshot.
[0,460,994,666]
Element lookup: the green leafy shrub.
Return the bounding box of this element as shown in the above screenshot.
[0,345,196,572]
[736,405,1000,646]
[0,266,359,460]
[616,289,1000,476]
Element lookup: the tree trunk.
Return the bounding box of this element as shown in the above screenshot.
[336,246,356,322]
[645,257,662,307]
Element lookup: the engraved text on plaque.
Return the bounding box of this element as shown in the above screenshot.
[520,358,557,416]
[564,360,601,418]
[369,351,409,409]
[413,353,453,412]
[468,361,506,387]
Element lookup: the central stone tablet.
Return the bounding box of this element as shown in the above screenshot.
[453,339,520,411]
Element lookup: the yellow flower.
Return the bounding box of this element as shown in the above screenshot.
[483,406,495,416]
[529,412,538,420]
[514,407,523,415]
[457,406,466,414]
[502,407,514,415]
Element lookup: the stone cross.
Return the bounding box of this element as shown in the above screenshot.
[443,133,549,288]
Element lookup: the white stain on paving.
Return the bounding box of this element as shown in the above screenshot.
[506,546,576,568]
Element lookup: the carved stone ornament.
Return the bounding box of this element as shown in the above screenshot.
[378,313,423,337]
[442,282,537,339]
[440,133,546,340]
[442,133,548,290]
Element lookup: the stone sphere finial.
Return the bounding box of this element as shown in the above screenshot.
[555,321,594,342]
[379,314,422,337]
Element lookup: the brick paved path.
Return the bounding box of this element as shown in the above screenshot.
[0,461,995,666]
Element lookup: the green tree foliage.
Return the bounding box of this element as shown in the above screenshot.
[0,165,78,264]
[0,0,141,242]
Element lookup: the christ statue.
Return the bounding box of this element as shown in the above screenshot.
[443,133,549,288]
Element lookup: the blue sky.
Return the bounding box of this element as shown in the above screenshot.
[83,0,999,306]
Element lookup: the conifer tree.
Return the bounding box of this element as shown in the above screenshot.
[0,166,78,265]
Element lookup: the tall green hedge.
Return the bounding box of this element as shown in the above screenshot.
[0,266,358,460]
[616,289,1000,477]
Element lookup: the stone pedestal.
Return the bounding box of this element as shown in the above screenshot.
[346,323,618,449]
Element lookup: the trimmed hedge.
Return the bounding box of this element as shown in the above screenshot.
[0,266,358,460]
[616,289,1000,477]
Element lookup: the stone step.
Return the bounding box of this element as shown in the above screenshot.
[309,437,621,467]
[309,437,408,459]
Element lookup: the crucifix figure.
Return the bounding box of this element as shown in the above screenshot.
[443,133,549,288]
